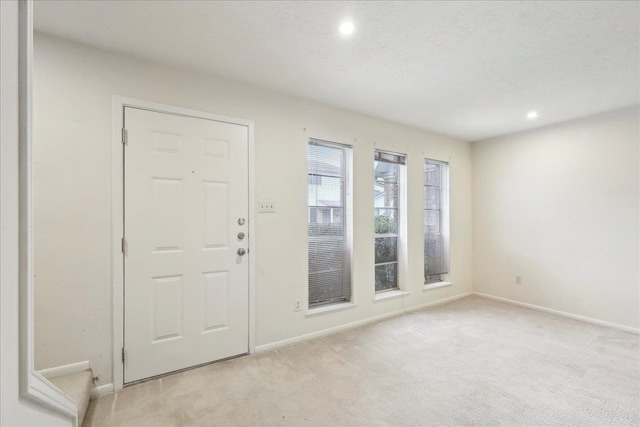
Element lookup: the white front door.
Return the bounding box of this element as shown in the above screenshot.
[123,107,249,383]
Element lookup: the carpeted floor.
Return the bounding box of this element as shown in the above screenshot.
[85,296,639,426]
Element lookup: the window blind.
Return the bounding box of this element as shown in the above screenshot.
[307,139,352,307]
[424,159,449,283]
[374,150,406,292]
[374,150,406,165]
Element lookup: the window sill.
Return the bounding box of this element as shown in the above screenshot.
[306,301,356,317]
[423,281,451,291]
[373,289,410,302]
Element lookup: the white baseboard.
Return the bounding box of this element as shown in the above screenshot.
[39,361,113,398]
[406,291,472,312]
[255,291,472,353]
[38,360,90,379]
[473,292,640,335]
[91,383,114,398]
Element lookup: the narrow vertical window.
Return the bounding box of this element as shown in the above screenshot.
[374,150,406,292]
[424,159,449,283]
[308,139,352,307]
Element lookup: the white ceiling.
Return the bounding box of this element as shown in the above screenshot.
[34,1,639,141]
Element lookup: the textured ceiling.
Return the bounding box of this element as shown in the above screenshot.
[34,1,639,141]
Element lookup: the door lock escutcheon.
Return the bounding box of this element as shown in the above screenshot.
[237,217,245,225]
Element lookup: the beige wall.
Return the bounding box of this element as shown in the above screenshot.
[33,34,473,386]
[472,106,639,329]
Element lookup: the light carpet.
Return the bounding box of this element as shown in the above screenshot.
[85,296,639,426]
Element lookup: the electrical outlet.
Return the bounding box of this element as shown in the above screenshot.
[294,300,301,312]
[259,200,275,213]
[515,275,522,285]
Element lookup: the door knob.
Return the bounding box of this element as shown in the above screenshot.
[237,248,246,256]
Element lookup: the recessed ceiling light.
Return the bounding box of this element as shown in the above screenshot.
[527,111,539,119]
[339,22,355,35]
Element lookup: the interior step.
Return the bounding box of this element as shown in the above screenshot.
[48,369,93,426]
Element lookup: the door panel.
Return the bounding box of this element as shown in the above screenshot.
[124,107,248,383]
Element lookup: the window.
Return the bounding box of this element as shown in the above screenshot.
[307,139,352,307]
[424,159,449,283]
[374,150,406,292]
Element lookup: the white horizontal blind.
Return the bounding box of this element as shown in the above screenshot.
[375,150,406,165]
[374,150,405,292]
[307,139,352,307]
[424,159,449,283]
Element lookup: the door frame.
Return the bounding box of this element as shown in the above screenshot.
[111,96,256,391]
[10,0,79,424]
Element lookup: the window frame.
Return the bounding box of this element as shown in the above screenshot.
[373,149,407,294]
[307,138,353,308]
[423,158,450,285]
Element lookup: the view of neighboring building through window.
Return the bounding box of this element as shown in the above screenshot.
[307,139,352,307]
[424,159,449,283]
[374,150,405,292]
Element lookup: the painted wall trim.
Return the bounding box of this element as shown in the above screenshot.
[473,292,640,334]
[405,291,472,312]
[17,1,77,424]
[111,96,256,391]
[90,384,114,398]
[38,361,90,379]
[256,292,472,353]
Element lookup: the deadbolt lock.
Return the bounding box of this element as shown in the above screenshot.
[237,232,245,240]
[237,218,246,225]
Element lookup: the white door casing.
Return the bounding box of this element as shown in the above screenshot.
[123,107,249,383]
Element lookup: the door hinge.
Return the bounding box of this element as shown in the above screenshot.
[122,128,128,145]
[122,347,125,363]
[121,238,128,255]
